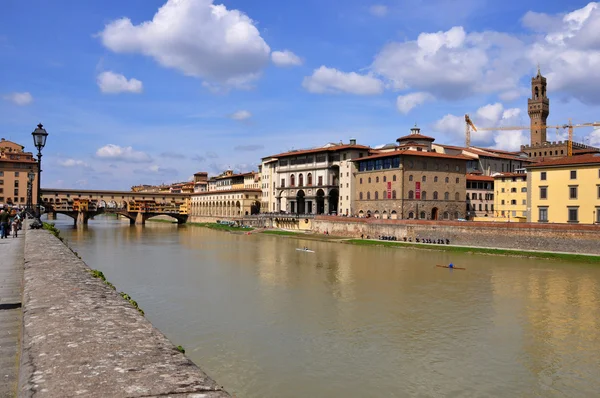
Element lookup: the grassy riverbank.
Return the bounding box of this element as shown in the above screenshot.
[261,230,304,236]
[187,222,254,232]
[344,239,600,263]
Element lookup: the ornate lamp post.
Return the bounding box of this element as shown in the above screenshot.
[31,123,48,220]
[27,170,35,215]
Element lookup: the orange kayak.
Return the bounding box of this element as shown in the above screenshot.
[436,265,466,270]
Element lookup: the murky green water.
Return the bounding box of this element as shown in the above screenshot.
[52,215,600,398]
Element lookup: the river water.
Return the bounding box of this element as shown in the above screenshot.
[52,215,600,398]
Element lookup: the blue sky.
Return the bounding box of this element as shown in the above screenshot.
[1,0,599,190]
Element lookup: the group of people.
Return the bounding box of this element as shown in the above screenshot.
[0,207,25,239]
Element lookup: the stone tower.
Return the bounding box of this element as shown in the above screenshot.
[528,67,550,146]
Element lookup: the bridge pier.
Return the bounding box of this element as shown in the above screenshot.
[135,212,145,225]
[46,212,57,221]
[76,211,90,225]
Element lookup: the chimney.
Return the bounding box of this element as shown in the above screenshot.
[350,138,356,145]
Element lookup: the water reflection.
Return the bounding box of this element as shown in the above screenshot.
[51,215,600,398]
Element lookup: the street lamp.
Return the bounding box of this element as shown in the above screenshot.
[27,170,35,215]
[32,123,48,220]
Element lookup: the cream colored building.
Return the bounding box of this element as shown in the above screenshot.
[0,138,38,207]
[190,188,262,218]
[493,171,528,220]
[260,139,370,215]
[527,154,600,224]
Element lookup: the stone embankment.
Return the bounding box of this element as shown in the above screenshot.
[20,229,231,397]
[313,216,600,256]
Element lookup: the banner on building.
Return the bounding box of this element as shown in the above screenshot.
[415,181,421,199]
[387,182,392,199]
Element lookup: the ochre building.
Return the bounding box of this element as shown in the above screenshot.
[493,172,528,220]
[0,138,38,207]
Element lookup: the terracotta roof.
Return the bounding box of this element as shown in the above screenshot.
[463,147,533,162]
[194,171,208,176]
[397,133,435,142]
[492,172,527,178]
[466,175,494,182]
[351,149,471,162]
[192,188,261,196]
[471,146,519,156]
[526,153,600,168]
[265,144,370,159]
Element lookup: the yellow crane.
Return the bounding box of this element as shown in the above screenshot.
[464,115,600,156]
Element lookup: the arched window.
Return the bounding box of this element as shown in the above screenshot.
[455,192,460,201]
[359,192,363,200]
[376,176,379,183]
[445,177,449,183]
[535,86,539,99]
[456,177,460,184]
[360,178,363,184]
[382,190,386,199]
[443,211,449,220]
[420,211,426,219]
[422,191,427,200]
[408,190,414,199]
[444,192,449,200]
[409,175,413,182]
[454,212,459,219]
[299,174,304,187]
[408,212,414,219]
[383,176,387,182]
[367,192,371,200]
[434,176,438,182]
[433,191,438,200]
[368,177,372,183]
[422,176,426,182]
[393,175,397,182]
[290,174,295,186]
[392,190,397,199]
[307,173,313,186]
[375,191,379,199]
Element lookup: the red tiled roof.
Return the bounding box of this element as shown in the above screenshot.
[266,144,370,159]
[351,149,471,162]
[493,172,527,178]
[471,146,519,156]
[527,153,600,168]
[397,133,435,141]
[466,174,494,182]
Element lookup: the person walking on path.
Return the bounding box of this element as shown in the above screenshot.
[0,208,10,239]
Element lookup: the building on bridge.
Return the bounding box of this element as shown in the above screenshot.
[0,138,38,208]
[189,189,261,220]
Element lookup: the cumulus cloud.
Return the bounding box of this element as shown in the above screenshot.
[98,0,270,90]
[588,126,600,146]
[303,66,384,95]
[369,5,388,17]
[396,92,434,114]
[97,71,143,94]
[58,159,88,168]
[96,144,152,163]
[234,144,264,151]
[271,50,302,67]
[3,92,33,106]
[229,110,252,121]
[433,103,523,149]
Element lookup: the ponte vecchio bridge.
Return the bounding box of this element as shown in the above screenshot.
[40,188,189,225]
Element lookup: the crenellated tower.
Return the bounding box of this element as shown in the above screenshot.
[528,67,550,146]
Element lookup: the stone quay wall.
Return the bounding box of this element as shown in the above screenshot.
[313,216,600,255]
[20,229,231,398]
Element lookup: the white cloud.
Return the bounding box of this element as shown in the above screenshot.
[433,103,523,148]
[97,71,143,94]
[396,92,434,114]
[271,50,302,67]
[588,126,600,146]
[3,92,33,106]
[98,0,270,90]
[369,5,388,17]
[229,110,252,121]
[58,159,88,168]
[303,66,384,95]
[96,144,152,163]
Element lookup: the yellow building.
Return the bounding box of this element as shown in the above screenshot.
[493,171,528,221]
[527,154,600,224]
[0,138,39,208]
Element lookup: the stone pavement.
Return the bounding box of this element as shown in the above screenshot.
[0,229,24,398]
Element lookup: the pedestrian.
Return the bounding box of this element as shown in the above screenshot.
[0,208,9,239]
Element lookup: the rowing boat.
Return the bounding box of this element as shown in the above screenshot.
[436,264,466,270]
[296,248,315,253]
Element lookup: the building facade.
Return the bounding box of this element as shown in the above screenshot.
[493,172,528,220]
[527,154,600,224]
[433,144,532,175]
[0,138,38,208]
[353,129,468,220]
[466,175,494,219]
[189,188,262,218]
[260,140,370,215]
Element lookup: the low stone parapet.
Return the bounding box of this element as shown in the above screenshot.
[19,229,230,397]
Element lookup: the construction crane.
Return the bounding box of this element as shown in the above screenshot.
[464,115,600,156]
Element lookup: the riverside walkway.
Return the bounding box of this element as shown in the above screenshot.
[0,230,23,398]
[1,224,231,398]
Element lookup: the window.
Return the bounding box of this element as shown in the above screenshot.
[376,177,379,183]
[15,172,19,177]
[511,200,516,205]
[392,190,396,199]
[522,199,526,205]
[466,193,470,200]
[318,176,323,186]
[501,200,505,205]
[456,178,459,184]
[434,176,438,182]
[597,207,600,223]
[485,204,488,211]
[409,175,413,182]
[408,190,414,199]
[569,186,578,199]
[359,192,363,200]
[367,192,371,200]
[422,176,426,183]
[479,204,482,211]
[455,192,460,201]
[511,187,517,193]
[444,192,449,200]
[420,211,426,219]
[570,170,577,179]
[422,191,427,200]
[383,176,387,182]
[540,171,547,180]
[408,212,414,219]
[433,191,438,200]
[368,177,372,183]
[521,187,527,193]
[307,173,313,185]
[382,190,386,199]
[501,188,505,193]
[290,174,295,187]
[375,191,379,200]
[540,186,547,199]
[393,175,397,182]
[299,174,304,187]
[598,185,600,199]
[568,207,578,223]
[14,181,19,187]
[360,178,363,184]
[445,177,449,183]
